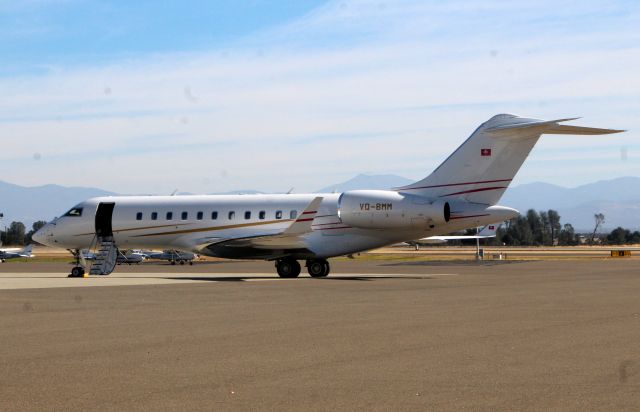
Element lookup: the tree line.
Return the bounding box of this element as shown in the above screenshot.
[493,210,640,246]
[0,221,47,246]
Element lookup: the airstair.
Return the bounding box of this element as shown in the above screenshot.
[89,236,118,275]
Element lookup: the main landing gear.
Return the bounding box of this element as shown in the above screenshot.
[306,259,330,278]
[274,258,330,278]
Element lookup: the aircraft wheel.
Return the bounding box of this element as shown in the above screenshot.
[276,259,300,278]
[69,266,85,277]
[179,260,185,265]
[189,261,193,266]
[171,261,176,265]
[307,259,330,278]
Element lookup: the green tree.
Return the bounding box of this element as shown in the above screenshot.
[539,211,551,245]
[607,227,630,245]
[526,209,544,245]
[558,223,577,246]
[503,216,534,245]
[5,221,26,246]
[590,213,605,245]
[547,210,562,246]
[26,220,48,244]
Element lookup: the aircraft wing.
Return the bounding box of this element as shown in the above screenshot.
[424,235,496,241]
[201,197,324,250]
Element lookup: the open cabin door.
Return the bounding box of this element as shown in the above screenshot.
[90,202,118,276]
[95,202,115,237]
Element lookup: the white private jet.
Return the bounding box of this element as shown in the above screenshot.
[0,244,34,262]
[407,224,499,250]
[33,114,622,278]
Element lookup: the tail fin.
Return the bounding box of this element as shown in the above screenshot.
[395,114,623,205]
[478,223,500,237]
[21,244,33,257]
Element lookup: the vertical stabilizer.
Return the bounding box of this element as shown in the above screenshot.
[395,114,623,205]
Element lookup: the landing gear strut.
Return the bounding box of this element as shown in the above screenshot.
[306,259,330,278]
[275,258,301,278]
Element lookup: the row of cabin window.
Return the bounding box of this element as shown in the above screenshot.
[135,210,298,221]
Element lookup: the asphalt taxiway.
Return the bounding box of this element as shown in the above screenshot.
[1,258,639,410]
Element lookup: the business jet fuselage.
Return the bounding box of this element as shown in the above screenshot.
[33,114,622,277]
[36,194,515,257]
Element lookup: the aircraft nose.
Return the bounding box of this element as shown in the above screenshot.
[33,223,53,246]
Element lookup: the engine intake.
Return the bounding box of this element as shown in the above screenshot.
[338,190,450,229]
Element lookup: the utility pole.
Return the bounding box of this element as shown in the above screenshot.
[476,226,482,261]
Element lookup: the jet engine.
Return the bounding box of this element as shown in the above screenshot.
[337,190,450,229]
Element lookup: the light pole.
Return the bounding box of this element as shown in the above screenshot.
[476,226,482,261]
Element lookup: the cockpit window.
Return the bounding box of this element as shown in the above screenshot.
[64,207,83,217]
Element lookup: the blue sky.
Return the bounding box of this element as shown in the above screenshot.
[1,0,638,194]
[0,1,325,73]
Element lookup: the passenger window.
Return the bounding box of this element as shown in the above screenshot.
[166,212,173,220]
[151,212,158,220]
[181,211,188,220]
[259,211,265,220]
[197,211,203,220]
[275,210,282,219]
[64,207,83,217]
[228,211,235,220]
[211,211,218,220]
[290,210,297,219]
[245,211,251,220]
[136,212,143,221]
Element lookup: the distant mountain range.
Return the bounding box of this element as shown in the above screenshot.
[1,176,638,232]
[0,181,114,230]
[500,177,640,231]
[316,174,413,193]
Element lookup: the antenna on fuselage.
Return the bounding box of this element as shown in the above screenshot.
[286,187,294,194]
[170,189,178,196]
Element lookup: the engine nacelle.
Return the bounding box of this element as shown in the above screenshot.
[338,190,450,229]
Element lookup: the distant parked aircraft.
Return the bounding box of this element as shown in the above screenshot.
[407,224,499,250]
[0,244,34,262]
[143,250,198,265]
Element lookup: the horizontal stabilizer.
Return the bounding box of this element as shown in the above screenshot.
[486,118,624,136]
[545,124,625,135]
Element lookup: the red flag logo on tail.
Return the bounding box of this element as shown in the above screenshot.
[481,148,492,156]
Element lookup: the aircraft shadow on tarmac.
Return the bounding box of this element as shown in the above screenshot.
[163,275,432,282]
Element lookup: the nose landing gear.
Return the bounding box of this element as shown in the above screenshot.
[70,266,85,277]
[68,249,86,278]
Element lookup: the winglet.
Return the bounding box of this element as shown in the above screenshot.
[282,197,323,236]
